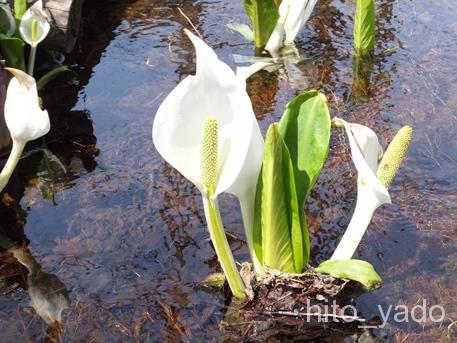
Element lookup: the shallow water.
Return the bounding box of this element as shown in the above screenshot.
[0,0,456,341]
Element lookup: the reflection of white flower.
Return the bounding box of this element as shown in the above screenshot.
[331,118,391,260]
[0,68,50,191]
[266,0,319,54]
[0,3,16,37]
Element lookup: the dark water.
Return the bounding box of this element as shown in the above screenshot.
[1,0,456,341]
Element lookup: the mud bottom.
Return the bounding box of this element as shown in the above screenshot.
[222,266,377,341]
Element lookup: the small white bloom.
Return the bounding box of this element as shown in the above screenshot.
[0,68,50,192]
[330,118,390,260]
[19,0,50,47]
[4,68,50,142]
[265,0,319,54]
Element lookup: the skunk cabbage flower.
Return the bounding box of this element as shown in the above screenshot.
[0,68,50,191]
[153,30,264,297]
[265,0,318,54]
[331,118,412,260]
[0,2,16,37]
[19,0,50,75]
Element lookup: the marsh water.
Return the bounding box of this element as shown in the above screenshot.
[1,0,456,341]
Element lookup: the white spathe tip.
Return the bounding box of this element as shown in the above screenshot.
[4,68,50,143]
[19,0,50,46]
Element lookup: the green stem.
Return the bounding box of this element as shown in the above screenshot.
[202,194,246,299]
[0,139,25,192]
[27,45,37,76]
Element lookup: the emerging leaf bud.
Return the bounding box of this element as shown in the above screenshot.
[200,116,218,193]
[377,125,413,187]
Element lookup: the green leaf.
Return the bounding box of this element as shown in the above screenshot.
[278,91,331,200]
[243,0,279,50]
[278,91,331,264]
[37,65,75,90]
[254,123,302,273]
[354,0,375,57]
[14,0,27,21]
[315,259,382,291]
[0,36,25,70]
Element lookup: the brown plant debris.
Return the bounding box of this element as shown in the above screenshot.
[222,264,371,341]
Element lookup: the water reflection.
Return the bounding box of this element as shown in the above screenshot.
[9,246,69,341]
[0,0,455,340]
[351,55,374,103]
[0,198,69,342]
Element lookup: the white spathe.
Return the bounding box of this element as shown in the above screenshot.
[153,30,260,198]
[19,0,50,47]
[152,30,264,273]
[0,68,50,192]
[265,0,319,54]
[4,68,50,142]
[330,118,391,260]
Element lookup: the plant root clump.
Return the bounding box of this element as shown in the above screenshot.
[222,264,372,342]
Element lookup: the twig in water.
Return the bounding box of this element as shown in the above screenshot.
[262,310,367,323]
[178,8,202,39]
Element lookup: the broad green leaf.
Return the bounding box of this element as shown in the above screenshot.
[354,0,375,57]
[14,0,27,21]
[37,65,75,90]
[0,36,25,70]
[278,91,331,200]
[254,123,302,273]
[315,259,382,291]
[278,91,331,265]
[243,0,279,50]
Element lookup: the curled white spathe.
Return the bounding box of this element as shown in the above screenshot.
[4,68,50,143]
[152,30,264,273]
[265,0,319,54]
[0,68,50,192]
[153,29,259,198]
[19,0,50,47]
[330,118,391,260]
